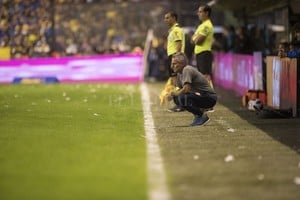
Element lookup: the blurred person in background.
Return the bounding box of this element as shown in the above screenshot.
[185,30,195,65]
[287,40,300,58]
[147,41,161,82]
[281,40,300,58]
[222,25,236,53]
[277,41,289,58]
[234,26,252,54]
[163,10,185,112]
[191,4,214,89]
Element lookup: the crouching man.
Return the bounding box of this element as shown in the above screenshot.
[167,52,217,126]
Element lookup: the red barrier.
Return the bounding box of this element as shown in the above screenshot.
[266,56,298,117]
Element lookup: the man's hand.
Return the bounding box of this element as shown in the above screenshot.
[191,33,205,45]
[166,93,174,101]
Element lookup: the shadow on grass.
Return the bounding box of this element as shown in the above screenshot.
[216,86,300,154]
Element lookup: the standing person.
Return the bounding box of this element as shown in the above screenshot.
[287,40,300,58]
[277,42,289,58]
[167,52,217,126]
[191,4,214,87]
[234,26,252,54]
[185,30,195,65]
[163,11,185,112]
[277,40,300,58]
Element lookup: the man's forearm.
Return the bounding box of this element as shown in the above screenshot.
[171,85,190,96]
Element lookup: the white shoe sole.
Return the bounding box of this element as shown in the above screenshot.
[201,118,210,126]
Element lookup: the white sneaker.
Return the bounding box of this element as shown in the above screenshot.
[207,107,215,113]
[201,107,215,113]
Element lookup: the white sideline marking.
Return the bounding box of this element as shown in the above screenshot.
[140,83,171,200]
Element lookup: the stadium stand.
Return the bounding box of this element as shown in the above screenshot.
[0,0,170,59]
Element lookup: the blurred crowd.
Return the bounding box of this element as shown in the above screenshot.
[1,0,296,63]
[0,0,168,58]
[0,0,52,58]
[213,25,276,56]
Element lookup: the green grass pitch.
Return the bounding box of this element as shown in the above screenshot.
[0,84,147,200]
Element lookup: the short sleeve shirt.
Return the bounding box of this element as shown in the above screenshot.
[194,19,214,54]
[167,23,185,56]
[177,65,216,94]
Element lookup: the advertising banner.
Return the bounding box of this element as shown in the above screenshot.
[213,53,257,96]
[0,54,144,84]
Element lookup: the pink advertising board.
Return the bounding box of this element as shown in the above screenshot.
[0,54,144,84]
[213,53,234,90]
[213,53,262,96]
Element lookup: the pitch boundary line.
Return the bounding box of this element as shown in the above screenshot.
[140,83,170,200]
